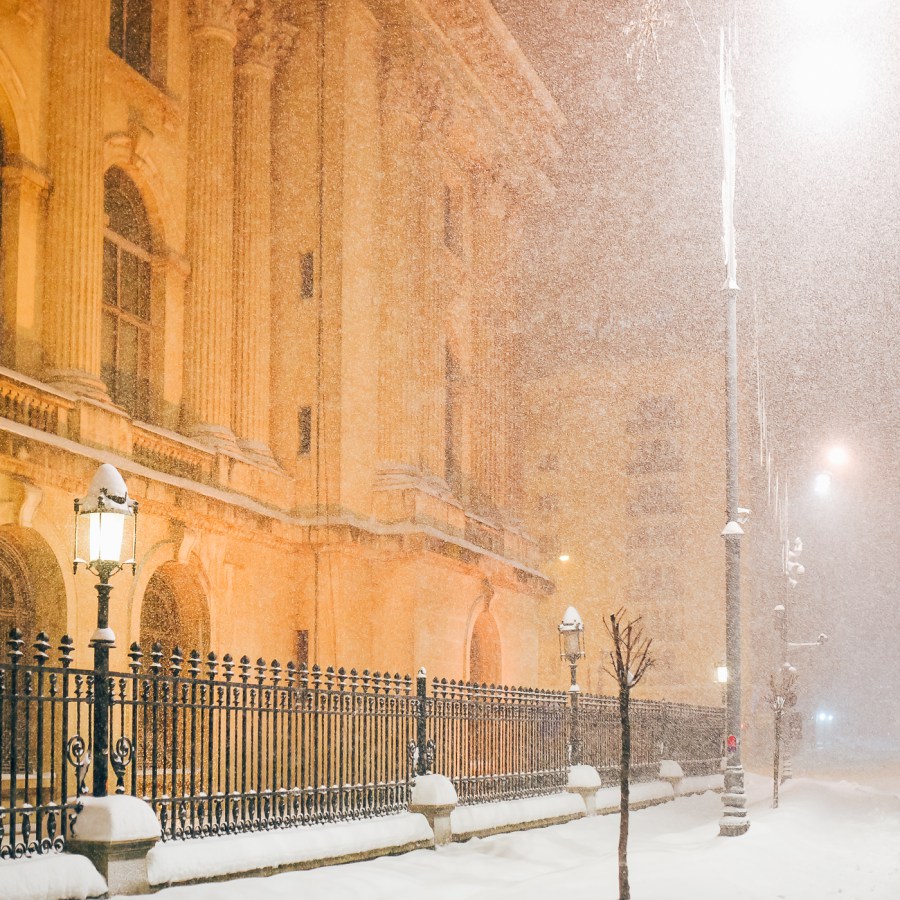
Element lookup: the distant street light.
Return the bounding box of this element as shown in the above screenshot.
[558,606,585,764]
[826,446,849,468]
[73,463,138,797]
[814,472,832,495]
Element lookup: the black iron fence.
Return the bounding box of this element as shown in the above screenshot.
[578,694,725,781]
[1,628,724,859]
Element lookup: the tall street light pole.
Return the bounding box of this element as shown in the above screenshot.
[719,0,750,837]
[73,463,138,797]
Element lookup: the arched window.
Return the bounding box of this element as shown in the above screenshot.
[0,533,32,639]
[103,167,152,420]
[469,610,501,685]
[109,0,152,79]
[140,564,209,663]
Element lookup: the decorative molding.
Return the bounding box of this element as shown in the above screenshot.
[176,527,200,565]
[17,481,42,528]
[235,0,297,70]
[188,0,238,35]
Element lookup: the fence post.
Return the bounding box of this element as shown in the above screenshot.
[416,668,428,776]
[569,686,581,766]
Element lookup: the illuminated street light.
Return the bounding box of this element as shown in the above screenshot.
[814,472,832,495]
[826,446,848,468]
[558,606,585,764]
[73,463,138,797]
[790,40,867,120]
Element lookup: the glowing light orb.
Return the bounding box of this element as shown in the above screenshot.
[826,445,849,467]
[814,471,832,495]
[790,41,866,120]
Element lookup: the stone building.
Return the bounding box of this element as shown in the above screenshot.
[0,0,563,684]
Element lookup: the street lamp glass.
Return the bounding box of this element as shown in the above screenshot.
[88,511,125,564]
[715,664,729,684]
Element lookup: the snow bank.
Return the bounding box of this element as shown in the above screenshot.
[120,772,900,900]
[595,779,674,812]
[451,792,584,838]
[676,773,724,796]
[146,812,432,886]
[0,854,107,900]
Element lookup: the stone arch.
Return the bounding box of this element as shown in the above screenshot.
[0,525,67,643]
[139,561,209,659]
[0,47,38,161]
[468,608,501,685]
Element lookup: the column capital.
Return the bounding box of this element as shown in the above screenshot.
[236,0,297,71]
[188,0,239,38]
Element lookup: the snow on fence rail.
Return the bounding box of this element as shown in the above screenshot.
[1,627,724,859]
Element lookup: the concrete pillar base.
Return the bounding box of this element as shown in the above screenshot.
[409,774,458,847]
[566,764,602,816]
[69,795,161,895]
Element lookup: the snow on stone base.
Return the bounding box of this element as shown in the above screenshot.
[659,760,684,780]
[676,774,725,796]
[146,812,433,886]
[567,765,602,790]
[595,780,674,813]
[450,792,585,839]
[0,853,107,900]
[73,795,162,842]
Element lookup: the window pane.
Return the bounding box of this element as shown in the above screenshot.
[103,241,118,306]
[118,320,139,412]
[109,0,125,58]
[102,312,117,396]
[104,168,151,250]
[138,335,151,419]
[125,0,152,79]
[137,258,152,321]
[120,251,140,314]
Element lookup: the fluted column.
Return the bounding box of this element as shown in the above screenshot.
[419,140,447,481]
[42,0,109,399]
[471,174,509,514]
[184,0,239,448]
[232,1,294,462]
[377,45,424,471]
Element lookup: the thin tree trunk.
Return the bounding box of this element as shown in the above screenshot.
[773,710,781,808]
[619,685,630,900]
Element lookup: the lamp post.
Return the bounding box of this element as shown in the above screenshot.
[73,463,138,797]
[715,662,729,705]
[558,606,585,765]
[779,536,804,782]
[718,0,750,837]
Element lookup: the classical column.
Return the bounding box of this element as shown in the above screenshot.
[1,160,49,375]
[42,0,109,400]
[183,0,239,448]
[471,174,509,514]
[418,139,447,482]
[270,5,318,470]
[377,45,424,472]
[232,1,295,463]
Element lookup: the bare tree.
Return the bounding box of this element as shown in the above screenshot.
[765,669,798,809]
[604,609,654,900]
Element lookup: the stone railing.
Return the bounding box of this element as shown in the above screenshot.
[0,368,76,438]
[131,422,216,485]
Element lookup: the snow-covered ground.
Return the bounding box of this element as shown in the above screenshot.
[122,772,900,900]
